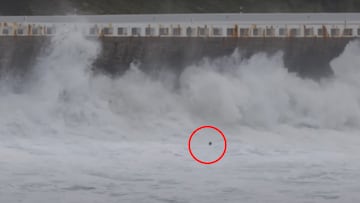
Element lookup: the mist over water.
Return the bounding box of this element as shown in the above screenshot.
[1,27,360,139]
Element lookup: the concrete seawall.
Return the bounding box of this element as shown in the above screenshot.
[0,37,354,79]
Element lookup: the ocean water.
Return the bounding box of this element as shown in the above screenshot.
[1,27,360,203]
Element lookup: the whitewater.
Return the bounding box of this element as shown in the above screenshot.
[1,26,360,203]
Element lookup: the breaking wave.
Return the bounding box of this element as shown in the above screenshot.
[1,27,360,139]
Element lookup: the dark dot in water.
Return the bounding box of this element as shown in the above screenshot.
[208,141,212,146]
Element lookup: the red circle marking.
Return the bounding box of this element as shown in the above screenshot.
[188,125,227,165]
